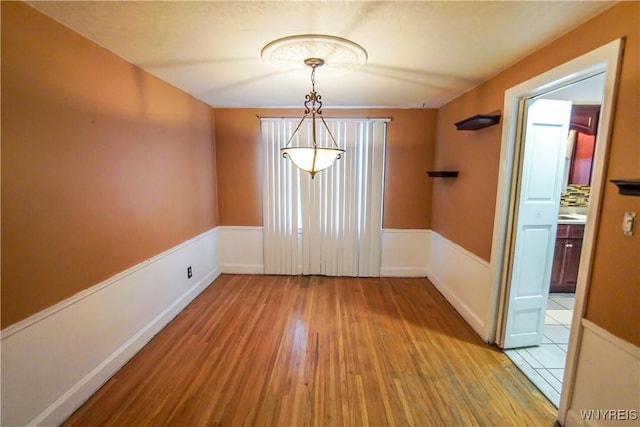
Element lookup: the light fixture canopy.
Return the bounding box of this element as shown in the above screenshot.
[280,57,345,178]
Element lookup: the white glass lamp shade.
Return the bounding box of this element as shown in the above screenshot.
[282,147,345,178]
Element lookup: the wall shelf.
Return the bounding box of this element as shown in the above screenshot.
[427,171,458,178]
[611,179,640,196]
[454,113,501,131]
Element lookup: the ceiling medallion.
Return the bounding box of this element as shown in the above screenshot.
[261,34,368,73]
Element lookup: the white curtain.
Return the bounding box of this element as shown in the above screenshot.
[261,117,387,277]
[261,119,301,275]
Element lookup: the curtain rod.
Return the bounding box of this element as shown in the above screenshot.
[256,115,392,122]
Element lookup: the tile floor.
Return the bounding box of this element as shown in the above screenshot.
[504,293,575,408]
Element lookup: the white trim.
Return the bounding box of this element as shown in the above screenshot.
[562,42,625,425]
[217,225,263,231]
[1,228,217,340]
[218,227,433,277]
[580,319,640,359]
[219,264,264,274]
[1,228,221,427]
[217,225,264,274]
[217,227,434,277]
[380,229,430,277]
[426,231,492,341]
[380,267,424,277]
[564,320,640,427]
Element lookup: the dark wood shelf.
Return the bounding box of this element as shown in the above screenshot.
[454,114,501,131]
[427,171,458,178]
[611,179,640,196]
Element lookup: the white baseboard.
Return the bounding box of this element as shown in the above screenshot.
[425,231,492,341]
[1,228,221,427]
[564,319,640,427]
[380,229,430,277]
[217,226,264,274]
[220,264,264,274]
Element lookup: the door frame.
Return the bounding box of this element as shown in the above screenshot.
[487,38,623,423]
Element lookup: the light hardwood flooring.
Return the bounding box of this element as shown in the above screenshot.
[64,274,557,426]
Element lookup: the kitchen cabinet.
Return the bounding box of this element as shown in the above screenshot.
[568,105,600,185]
[570,105,600,135]
[550,223,584,293]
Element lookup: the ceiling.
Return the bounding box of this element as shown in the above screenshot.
[27,1,615,109]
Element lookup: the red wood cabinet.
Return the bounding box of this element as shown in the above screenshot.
[550,223,585,293]
[568,105,600,185]
[570,105,600,135]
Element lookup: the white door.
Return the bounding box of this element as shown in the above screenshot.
[503,98,572,349]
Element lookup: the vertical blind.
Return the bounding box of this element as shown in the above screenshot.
[261,117,388,277]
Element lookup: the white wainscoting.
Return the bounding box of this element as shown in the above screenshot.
[218,226,264,274]
[380,229,431,277]
[0,228,220,427]
[218,227,433,278]
[565,319,640,427]
[426,231,493,341]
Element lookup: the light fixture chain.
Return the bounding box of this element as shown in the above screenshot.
[305,65,323,115]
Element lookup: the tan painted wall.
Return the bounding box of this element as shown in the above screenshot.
[1,2,219,328]
[432,2,639,345]
[215,108,437,229]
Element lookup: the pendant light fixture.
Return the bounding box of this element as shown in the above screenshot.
[280,58,344,178]
[261,35,367,178]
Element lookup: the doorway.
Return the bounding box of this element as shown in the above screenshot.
[488,39,623,423]
[503,74,606,407]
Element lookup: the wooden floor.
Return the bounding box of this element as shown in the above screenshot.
[64,275,557,426]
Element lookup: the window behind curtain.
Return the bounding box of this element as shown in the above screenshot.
[261,117,388,277]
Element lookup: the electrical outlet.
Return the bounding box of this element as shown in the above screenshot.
[187,266,193,279]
